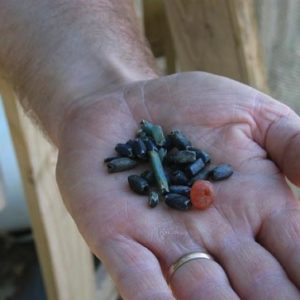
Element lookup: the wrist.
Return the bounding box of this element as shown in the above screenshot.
[52,56,158,147]
[0,0,159,146]
[28,42,158,145]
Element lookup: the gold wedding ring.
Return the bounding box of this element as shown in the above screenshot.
[167,252,214,284]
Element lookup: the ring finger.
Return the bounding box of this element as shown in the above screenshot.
[145,231,239,300]
[168,254,239,300]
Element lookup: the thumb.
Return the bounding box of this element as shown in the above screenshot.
[254,93,300,186]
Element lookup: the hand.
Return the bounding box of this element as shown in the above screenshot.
[56,72,300,300]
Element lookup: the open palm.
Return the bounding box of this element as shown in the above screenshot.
[56,72,300,300]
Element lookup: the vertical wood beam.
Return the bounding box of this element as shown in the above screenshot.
[163,0,268,91]
[0,77,95,300]
[143,0,176,74]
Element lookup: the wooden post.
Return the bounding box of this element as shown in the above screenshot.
[0,77,96,300]
[143,0,176,74]
[163,0,268,92]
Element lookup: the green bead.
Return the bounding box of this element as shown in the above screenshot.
[140,120,166,147]
[149,150,169,194]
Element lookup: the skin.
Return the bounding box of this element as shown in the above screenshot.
[1,1,300,299]
[57,73,300,299]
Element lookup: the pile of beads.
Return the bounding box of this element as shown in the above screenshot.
[104,120,233,211]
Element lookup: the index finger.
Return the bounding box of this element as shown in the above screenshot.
[252,93,300,186]
[100,236,174,300]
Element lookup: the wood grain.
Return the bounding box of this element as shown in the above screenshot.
[144,0,176,74]
[0,77,95,300]
[163,0,268,91]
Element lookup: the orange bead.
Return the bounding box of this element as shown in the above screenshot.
[190,180,214,210]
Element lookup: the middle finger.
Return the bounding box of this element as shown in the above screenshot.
[138,219,239,300]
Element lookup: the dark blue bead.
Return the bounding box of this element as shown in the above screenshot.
[188,169,211,186]
[185,158,205,177]
[187,147,211,164]
[165,193,191,211]
[106,158,137,173]
[170,170,189,185]
[140,170,155,185]
[169,185,191,196]
[148,191,159,208]
[104,156,120,163]
[115,143,133,158]
[169,130,192,150]
[132,138,147,159]
[210,164,233,181]
[128,175,149,195]
[167,150,196,164]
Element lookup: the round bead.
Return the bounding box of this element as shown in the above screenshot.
[190,180,214,210]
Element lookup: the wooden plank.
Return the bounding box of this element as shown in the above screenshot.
[0,77,96,300]
[163,0,268,91]
[143,0,176,74]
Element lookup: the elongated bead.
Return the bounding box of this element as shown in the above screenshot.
[144,139,158,152]
[169,130,192,150]
[158,148,167,162]
[128,175,149,195]
[188,168,211,185]
[115,143,133,158]
[149,150,169,194]
[106,157,137,173]
[164,135,174,151]
[104,156,119,163]
[148,191,159,208]
[210,164,233,181]
[140,169,155,185]
[126,139,135,147]
[165,193,191,211]
[132,138,147,159]
[140,120,166,147]
[169,185,191,196]
[187,147,211,164]
[170,170,189,185]
[167,150,196,164]
[185,158,205,177]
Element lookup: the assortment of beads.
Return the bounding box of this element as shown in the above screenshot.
[104,120,233,211]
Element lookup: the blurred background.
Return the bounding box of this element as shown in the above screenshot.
[0,0,299,299]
